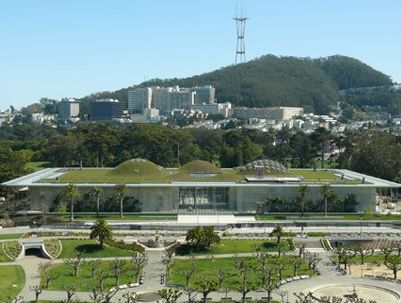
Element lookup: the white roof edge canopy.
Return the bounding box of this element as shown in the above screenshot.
[2,168,401,188]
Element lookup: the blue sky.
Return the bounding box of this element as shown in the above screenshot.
[1,0,400,109]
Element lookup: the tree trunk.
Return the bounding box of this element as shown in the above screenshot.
[70,198,74,221]
[96,195,100,217]
[394,269,398,280]
[120,197,124,218]
[324,198,328,217]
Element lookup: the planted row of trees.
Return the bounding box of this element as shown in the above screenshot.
[265,184,357,215]
[62,183,138,221]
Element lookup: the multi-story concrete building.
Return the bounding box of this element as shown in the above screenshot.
[168,87,195,112]
[90,99,123,121]
[128,88,153,113]
[191,85,215,104]
[3,159,400,214]
[152,87,173,115]
[192,102,232,118]
[58,98,80,121]
[234,106,304,121]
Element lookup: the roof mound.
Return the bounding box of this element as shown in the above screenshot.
[111,158,165,176]
[180,160,222,174]
[237,159,289,174]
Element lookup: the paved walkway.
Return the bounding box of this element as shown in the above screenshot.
[3,236,401,302]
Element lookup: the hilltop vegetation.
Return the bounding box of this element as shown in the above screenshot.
[74,55,392,115]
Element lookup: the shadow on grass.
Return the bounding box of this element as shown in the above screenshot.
[261,241,278,250]
[175,244,209,256]
[75,244,103,255]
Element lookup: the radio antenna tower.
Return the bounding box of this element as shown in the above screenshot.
[234,3,248,64]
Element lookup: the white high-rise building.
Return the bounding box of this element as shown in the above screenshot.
[191,85,215,104]
[168,87,195,112]
[128,87,153,113]
[152,87,173,115]
[58,98,80,121]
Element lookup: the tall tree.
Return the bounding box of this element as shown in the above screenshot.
[297,184,309,217]
[320,184,335,217]
[90,187,102,217]
[114,184,127,218]
[90,218,112,247]
[64,183,78,222]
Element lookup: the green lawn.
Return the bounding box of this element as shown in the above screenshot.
[175,239,292,255]
[26,161,51,172]
[38,166,356,184]
[43,260,136,291]
[0,265,25,303]
[169,256,312,289]
[255,213,401,221]
[58,239,134,259]
[51,214,177,221]
[0,244,12,262]
[0,234,23,240]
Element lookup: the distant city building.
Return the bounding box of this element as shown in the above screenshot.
[234,106,303,121]
[58,98,80,121]
[191,85,215,104]
[191,102,232,118]
[128,87,153,113]
[90,99,123,121]
[131,108,161,124]
[168,87,195,112]
[152,87,173,115]
[127,85,217,115]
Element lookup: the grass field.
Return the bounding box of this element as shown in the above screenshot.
[38,165,358,184]
[43,260,136,291]
[255,213,401,221]
[58,239,134,259]
[0,234,23,240]
[51,214,177,221]
[169,256,312,288]
[26,161,51,172]
[175,239,292,255]
[0,243,12,262]
[0,265,25,302]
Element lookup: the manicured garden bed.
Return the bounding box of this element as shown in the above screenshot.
[43,260,136,291]
[175,239,293,255]
[0,265,25,302]
[0,234,23,240]
[169,256,312,288]
[58,239,134,258]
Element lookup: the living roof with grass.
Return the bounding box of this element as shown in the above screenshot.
[38,158,361,184]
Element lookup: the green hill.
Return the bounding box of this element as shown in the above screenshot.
[77,55,392,115]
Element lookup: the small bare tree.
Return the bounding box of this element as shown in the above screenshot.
[63,249,86,277]
[119,292,138,303]
[131,252,148,283]
[111,258,125,286]
[38,261,55,288]
[88,259,102,277]
[180,255,197,286]
[162,249,175,279]
[95,268,109,291]
[64,284,77,302]
[30,285,43,303]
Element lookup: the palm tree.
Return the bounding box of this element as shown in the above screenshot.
[297,184,309,217]
[186,226,220,250]
[64,184,78,222]
[90,218,112,247]
[90,187,102,217]
[114,184,127,218]
[271,225,283,244]
[320,184,334,217]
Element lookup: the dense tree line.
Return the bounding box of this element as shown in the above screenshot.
[1,122,401,184]
[341,88,401,117]
[67,55,391,116]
